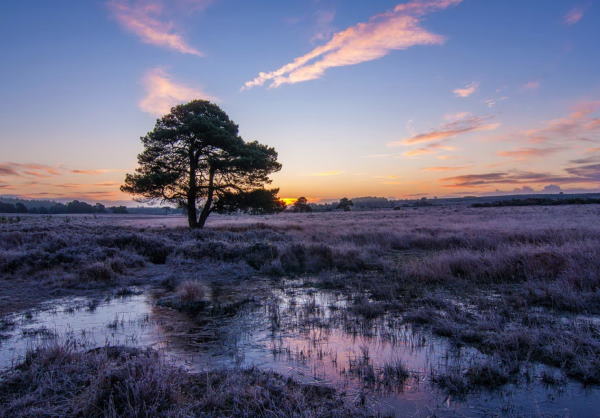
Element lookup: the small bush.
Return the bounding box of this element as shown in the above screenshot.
[244,243,278,269]
[176,280,205,303]
[80,262,114,282]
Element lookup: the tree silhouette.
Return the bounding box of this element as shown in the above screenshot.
[214,188,286,215]
[292,196,311,212]
[337,197,353,211]
[121,100,281,228]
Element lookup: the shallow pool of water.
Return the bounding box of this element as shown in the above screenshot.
[1,286,598,417]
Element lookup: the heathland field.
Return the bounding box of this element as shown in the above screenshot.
[1,205,600,416]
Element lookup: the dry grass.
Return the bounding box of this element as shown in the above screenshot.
[2,205,600,391]
[0,342,366,418]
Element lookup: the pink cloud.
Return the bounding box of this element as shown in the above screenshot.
[564,6,584,25]
[388,115,499,146]
[497,147,564,160]
[139,68,213,116]
[243,0,461,89]
[108,0,203,55]
[453,81,479,98]
[524,101,600,143]
[441,163,600,188]
[0,162,62,178]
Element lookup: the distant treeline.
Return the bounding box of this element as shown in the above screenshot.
[0,200,129,214]
[308,196,398,211]
[0,196,184,215]
[473,197,600,208]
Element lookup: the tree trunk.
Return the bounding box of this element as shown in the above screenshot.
[187,201,198,228]
[197,168,215,228]
[187,152,199,228]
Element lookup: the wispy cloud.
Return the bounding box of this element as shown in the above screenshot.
[453,81,479,98]
[108,0,204,55]
[1,163,125,181]
[243,0,461,89]
[524,100,600,143]
[402,143,455,157]
[484,96,508,108]
[139,68,213,116]
[497,147,564,160]
[522,80,540,90]
[441,163,600,188]
[71,169,120,175]
[388,115,499,146]
[0,163,61,178]
[443,111,471,121]
[311,9,336,43]
[564,6,584,25]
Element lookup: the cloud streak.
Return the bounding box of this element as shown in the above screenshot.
[139,68,213,116]
[108,0,203,55]
[389,115,499,146]
[524,101,600,143]
[497,147,564,160]
[0,163,61,178]
[441,164,600,189]
[243,0,461,89]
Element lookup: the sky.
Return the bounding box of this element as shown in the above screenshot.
[1,0,599,203]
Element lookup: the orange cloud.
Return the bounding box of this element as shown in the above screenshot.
[453,81,479,98]
[389,115,499,146]
[243,0,461,89]
[0,162,62,178]
[71,169,123,175]
[497,147,564,160]
[108,0,203,55]
[523,101,600,143]
[139,68,213,116]
[564,6,584,25]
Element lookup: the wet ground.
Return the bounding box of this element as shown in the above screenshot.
[1,283,599,417]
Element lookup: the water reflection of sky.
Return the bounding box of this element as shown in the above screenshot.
[1,288,599,417]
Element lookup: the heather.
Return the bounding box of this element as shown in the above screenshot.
[0,342,364,417]
[1,205,600,415]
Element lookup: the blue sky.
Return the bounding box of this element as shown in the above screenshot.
[1,0,599,202]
